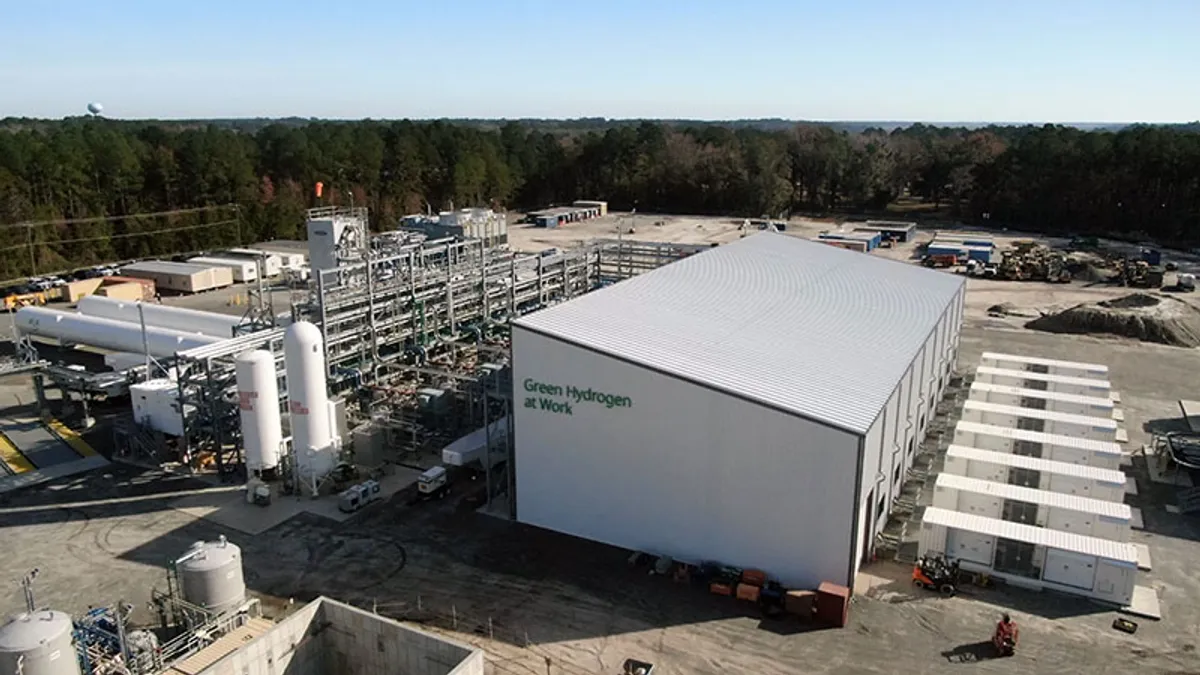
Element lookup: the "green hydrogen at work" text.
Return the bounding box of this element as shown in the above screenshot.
[522,378,633,416]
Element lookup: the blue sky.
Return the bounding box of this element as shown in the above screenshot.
[2,0,1197,122]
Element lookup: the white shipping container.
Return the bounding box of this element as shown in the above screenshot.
[226,248,284,277]
[969,382,1118,420]
[980,352,1108,380]
[919,507,1136,605]
[932,473,1131,541]
[961,400,1119,442]
[943,445,1127,502]
[130,378,194,436]
[188,257,258,283]
[975,366,1112,399]
[953,421,1123,470]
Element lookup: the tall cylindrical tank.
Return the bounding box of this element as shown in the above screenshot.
[77,295,243,338]
[0,610,82,675]
[235,350,283,473]
[177,536,247,615]
[16,307,219,358]
[284,322,337,483]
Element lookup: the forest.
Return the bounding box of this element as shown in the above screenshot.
[0,117,1197,280]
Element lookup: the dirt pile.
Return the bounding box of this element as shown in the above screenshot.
[987,302,1036,318]
[1025,293,1200,347]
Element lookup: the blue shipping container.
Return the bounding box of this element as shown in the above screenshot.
[927,244,966,257]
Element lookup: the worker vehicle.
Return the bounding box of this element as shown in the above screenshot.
[2,286,48,310]
[337,479,382,513]
[416,465,450,500]
[922,254,959,269]
[993,614,1018,657]
[912,554,959,595]
[1178,273,1196,292]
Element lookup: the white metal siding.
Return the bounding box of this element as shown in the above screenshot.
[513,327,861,588]
[1042,549,1097,590]
[1092,561,1136,605]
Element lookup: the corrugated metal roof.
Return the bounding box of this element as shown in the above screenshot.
[981,351,1108,375]
[935,472,1130,519]
[513,232,965,434]
[961,400,1118,430]
[945,445,1126,484]
[955,421,1123,456]
[976,366,1111,389]
[123,260,216,274]
[922,507,1137,563]
[969,382,1115,409]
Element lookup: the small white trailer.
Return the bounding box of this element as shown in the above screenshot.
[943,445,1127,502]
[919,506,1137,606]
[188,256,259,283]
[975,366,1113,400]
[969,382,1120,421]
[960,400,1121,443]
[226,248,285,277]
[953,421,1124,470]
[980,352,1108,380]
[933,472,1132,542]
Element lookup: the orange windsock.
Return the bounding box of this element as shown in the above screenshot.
[315,181,324,198]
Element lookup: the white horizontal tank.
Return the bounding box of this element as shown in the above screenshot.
[177,536,247,615]
[236,349,283,474]
[16,307,219,358]
[284,321,337,491]
[78,295,244,338]
[0,609,82,675]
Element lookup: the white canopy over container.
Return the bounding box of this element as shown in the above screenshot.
[943,444,1127,502]
[980,352,1108,380]
[960,400,1119,442]
[953,420,1123,470]
[78,295,243,338]
[969,381,1119,420]
[975,366,1112,399]
[16,307,219,358]
[235,350,283,473]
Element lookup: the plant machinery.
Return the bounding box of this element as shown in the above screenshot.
[912,553,959,595]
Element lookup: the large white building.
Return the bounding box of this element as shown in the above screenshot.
[510,232,966,588]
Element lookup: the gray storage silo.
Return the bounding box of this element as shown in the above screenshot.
[177,535,247,615]
[0,610,82,675]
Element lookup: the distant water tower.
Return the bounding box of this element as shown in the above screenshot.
[86,102,103,117]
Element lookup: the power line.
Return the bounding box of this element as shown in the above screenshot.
[0,204,239,230]
[0,219,240,253]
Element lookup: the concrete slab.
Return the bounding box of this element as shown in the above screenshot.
[169,466,423,535]
[1110,391,1121,403]
[1130,506,1145,529]
[1134,543,1152,571]
[1124,479,1139,496]
[1122,585,1161,620]
[1112,408,1125,423]
[0,455,110,494]
[1115,428,1129,444]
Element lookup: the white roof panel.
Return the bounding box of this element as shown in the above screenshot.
[945,445,1126,484]
[969,382,1115,409]
[513,232,964,434]
[981,351,1108,375]
[935,472,1131,519]
[976,366,1111,390]
[122,260,215,275]
[961,400,1118,430]
[922,507,1137,564]
[955,421,1122,457]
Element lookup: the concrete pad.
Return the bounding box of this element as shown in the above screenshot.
[1147,455,1193,487]
[1122,585,1161,620]
[1111,408,1125,423]
[1115,428,1129,444]
[1134,543,1152,571]
[1110,390,1121,403]
[169,466,423,535]
[1130,506,1145,529]
[1124,479,1139,496]
[1166,504,1181,514]
[0,455,110,494]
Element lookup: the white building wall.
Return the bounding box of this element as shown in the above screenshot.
[513,327,861,588]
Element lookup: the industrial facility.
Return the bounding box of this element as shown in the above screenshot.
[512,233,966,588]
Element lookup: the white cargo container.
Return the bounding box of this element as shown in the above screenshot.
[188,257,258,283]
[225,248,284,277]
[918,506,1137,605]
[980,352,1108,380]
[975,366,1112,399]
[932,472,1132,541]
[943,445,1127,502]
[969,382,1119,420]
[960,400,1119,442]
[130,378,194,436]
[954,421,1123,470]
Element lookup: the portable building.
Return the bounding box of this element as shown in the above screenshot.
[121,261,234,293]
[934,232,995,248]
[963,245,993,263]
[819,239,869,253]
[819,231,881,251]
[246,248,305,271]
[101,276,156,301]
[932,472,1132,542]
[968,382,1119,420]
[960,400,1120,442]
[859,220,917,242]
[980,352,1108,380]
[573,200,609,216]
[943,445,1127,502]
[225,248,285,277]
[974,366,1112,399]
[188,257,258,283]
[97,281,147,302]
[511,232,966,589]
[926,242,967,259]
[918,506,1137,605]
[953,421,1123,470]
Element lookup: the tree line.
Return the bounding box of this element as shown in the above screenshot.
[0,118,1197,280]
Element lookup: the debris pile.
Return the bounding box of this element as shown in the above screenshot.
[1025,293,1200,347]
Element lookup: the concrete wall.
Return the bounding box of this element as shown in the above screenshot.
[513,326,860,589]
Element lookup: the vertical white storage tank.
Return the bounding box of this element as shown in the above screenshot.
[284,321,337,493]
[177,536,247,615]
[236,350,283,475]
[0,610,82,675]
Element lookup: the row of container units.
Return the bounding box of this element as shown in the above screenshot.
[932,472,1132,542]
[818,231,882,251]
[980,351,1108,380]
[969,381,1119,421]
[974,365,1113,400]
[960,400,1120,443]
[818,238,869,253]
[531,203,604,228]
[918,506,1137,606]
[944,445,1127,502]
[953,420,1124,471]
[858,220,917,242]
[121,261,235,294]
